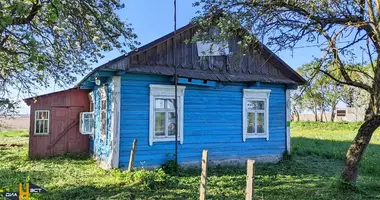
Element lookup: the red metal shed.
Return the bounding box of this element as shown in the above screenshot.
[24,88,90,158]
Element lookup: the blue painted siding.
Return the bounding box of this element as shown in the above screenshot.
[89,78,113,163]
[119,74,286,167]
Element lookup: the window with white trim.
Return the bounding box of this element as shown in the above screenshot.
[34,110,50,135]
[243,89,270,141]
[149,85,185,146]
[99,86,107,140]
[80,112,94,135]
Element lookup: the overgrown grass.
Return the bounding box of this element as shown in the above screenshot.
[0,123,379,199]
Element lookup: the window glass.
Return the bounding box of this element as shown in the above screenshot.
[257,113,265,133]
[166,99,175,109]
[168,112,176,136]
[247,112,255,134]
[155,99,165,109]
[155,112,165,136]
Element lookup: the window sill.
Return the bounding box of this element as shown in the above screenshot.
[246,134,268,139]
[153,136,180,143]
[34,133,50,136]
[80,132,93,135]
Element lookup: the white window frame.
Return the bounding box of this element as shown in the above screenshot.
[242,89,271,141]
[80,112,94,135]
[34,110,50,135]
[149,84,185,146]
[99,86,107,140]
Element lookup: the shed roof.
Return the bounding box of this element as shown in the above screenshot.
[23,88,87,105]
[77,23,305,87]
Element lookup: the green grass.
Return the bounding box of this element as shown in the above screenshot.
[0,130,29,138]
[0,123,379,199]
[0,130,29,147]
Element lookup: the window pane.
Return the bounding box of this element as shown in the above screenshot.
[40,112,47,119]
[247,112,255,134]
[166,99,175,109]
[247,101,255,110]
[155,112,165,136]
[257,113,265,133]
[155,99,165,109]
[43,120,48,133]
[36,111,47,119]
[256,101,264,110]
[36,120,40,133]
[84,119,91,133]
[247,100,264,110]
[168,112,176,136]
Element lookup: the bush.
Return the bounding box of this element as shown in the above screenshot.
[161,159,182,175]
[121,168,168,190]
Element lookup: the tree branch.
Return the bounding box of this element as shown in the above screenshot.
[12,1,42,25]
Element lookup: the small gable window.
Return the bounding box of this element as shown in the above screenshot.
[149,85,185,146]
[34,110,50,135]
[99,86,107,140]
[196,27,229,56]
[196,41,229,56]
[242,89,270,141]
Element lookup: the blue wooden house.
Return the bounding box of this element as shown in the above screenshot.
[77,24,305,169]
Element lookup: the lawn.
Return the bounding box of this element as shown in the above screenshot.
[0,122,380,200]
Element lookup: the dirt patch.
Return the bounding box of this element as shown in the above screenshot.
[0,143,24,148]
[0,117,30,131]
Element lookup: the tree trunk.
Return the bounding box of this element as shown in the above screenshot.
[331,105,336,122]
[295,111,300,122]
[320,108,325,122]
[341,115,380,184]
[313,107,318,122]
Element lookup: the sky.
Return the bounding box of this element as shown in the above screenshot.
[15,0,351,114]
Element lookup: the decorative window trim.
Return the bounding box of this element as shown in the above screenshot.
[99,86,107,140]
[89,92,94,112]
[34,110,50,135]
[149,84,186,146]
[242,89,271,142]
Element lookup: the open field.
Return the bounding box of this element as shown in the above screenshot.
[0,122,379,199]
[0,117,29,131]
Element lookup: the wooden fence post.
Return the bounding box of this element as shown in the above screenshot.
[200,150,208,200]
[245,159,256,200]
[127,139,137,172]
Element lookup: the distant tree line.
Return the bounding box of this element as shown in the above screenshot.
[291,61,370,122]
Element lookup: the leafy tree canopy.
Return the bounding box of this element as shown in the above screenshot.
[0,0,138,104]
